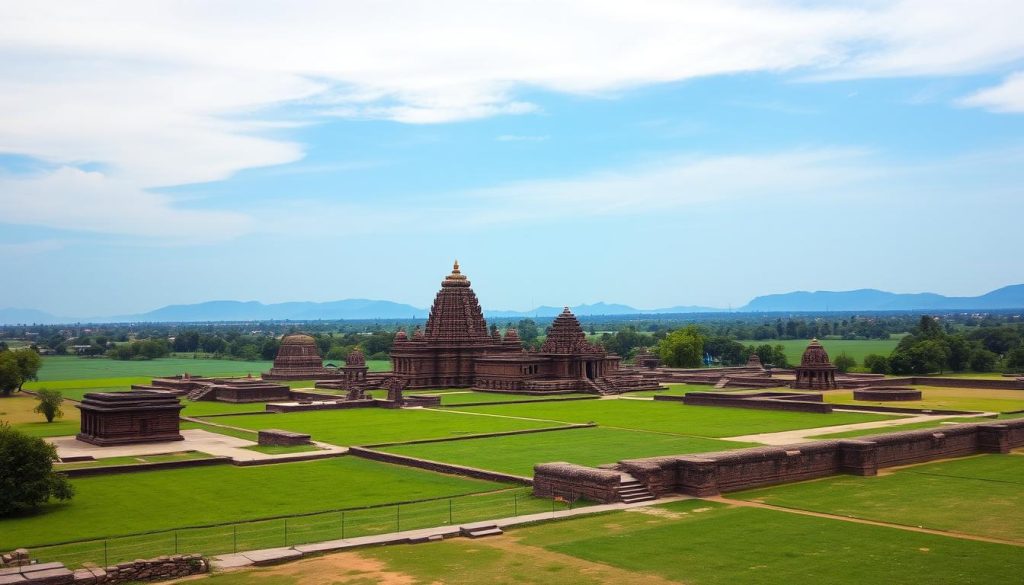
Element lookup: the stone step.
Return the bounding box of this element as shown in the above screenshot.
[621,494,657,503]
[407,534,445,544]
[461,526,503,538]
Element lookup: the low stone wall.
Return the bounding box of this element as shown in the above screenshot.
[348,447,532,485]
[62,457,231,478]
[533,462,621,502]
[0,554,207,584]
[258,429,311,446]
[678,392,834,413]
[539,418,1024,499]
[853,387,922,401]
[886,376,1024,390]
[1,549,30,568]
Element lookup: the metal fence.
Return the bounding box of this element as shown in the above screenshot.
[32,488,576,569]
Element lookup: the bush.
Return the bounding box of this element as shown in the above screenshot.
[863,354,890,374]
[0,423,74,515]
[833,352,856,373]
[33,389,64,423]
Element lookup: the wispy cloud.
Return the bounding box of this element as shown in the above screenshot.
[958,72,1024,113]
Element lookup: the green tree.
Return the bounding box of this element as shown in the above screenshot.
[657,326,704,367]
[12,350,42,392]
[0,352,21,395]
[516,319,539,343]
[969,348,997,372]
[1005,346,1024,371]
[833,352,856,373]
[0,422,74,516]
[863,354,890,374]
[33,389,64,423]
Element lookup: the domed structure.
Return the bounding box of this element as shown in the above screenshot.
[792,339,838,390]
[745,353,764,369]
[346,347,366,367]
[264,333,333,380]
[503,328,520,343]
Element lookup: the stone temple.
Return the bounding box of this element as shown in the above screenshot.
[390,261,659,394]
[263,333,337,380]
[792,338,838,390]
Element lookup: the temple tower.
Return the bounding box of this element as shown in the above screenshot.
[792,338,838,390]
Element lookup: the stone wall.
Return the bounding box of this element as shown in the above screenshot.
[676,392,833,413]
[540,418,1024,499]
[0,554,207,585]
[533,462,621,502]
[349,447,532,485]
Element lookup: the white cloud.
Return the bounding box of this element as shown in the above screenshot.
[958,72,1024,113]
[2,1,1024,239]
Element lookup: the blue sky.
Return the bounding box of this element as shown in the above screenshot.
[1,1,1023,317]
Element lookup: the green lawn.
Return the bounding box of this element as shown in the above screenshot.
[179,400,269,417]
[0,395,80,438]
[0,457,507,549]
[380,427,752,476]
[203,408,562,446]
[736,338,902,365]
[808,418,980,439]
[362,389,597,405]
[450,399,899,438]
[825,386,1024,413]
[180,420,258,440]
[54,451,215,470]
[243,444,322,455]
[733,454,1024,542]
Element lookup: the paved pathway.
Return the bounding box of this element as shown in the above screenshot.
[211,495,693,570]
[50,429,347,463]
[722,412,993,445]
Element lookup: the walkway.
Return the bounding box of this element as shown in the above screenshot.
[210,495,692,570]
[50,429,347,463]
[722,412,992,445]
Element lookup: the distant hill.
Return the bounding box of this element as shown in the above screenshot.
[741,285,1024,312]
[2,285,1022,325]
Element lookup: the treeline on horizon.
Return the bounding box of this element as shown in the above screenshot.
[3,312,1023,375]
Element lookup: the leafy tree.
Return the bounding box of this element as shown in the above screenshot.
[33,389,64,423]
[0,352,21,396]
[945,335,971,372]
[657,326,704,367]
[704,336,747,366]
[750,344,789,368]
[0,422,74,516]
[12,350,41,392]
[969,348,998,372]
[516,319,539,343]
[833,352,856,373]
[863,354,890,374]
[1005,346,1024,371]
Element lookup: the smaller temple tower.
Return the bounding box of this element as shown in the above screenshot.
[342,347,369,399]
[264,333,333,380]
[792,339,838,390]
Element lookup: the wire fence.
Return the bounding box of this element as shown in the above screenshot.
[31,488,578,569]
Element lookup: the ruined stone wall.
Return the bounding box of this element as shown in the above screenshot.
[0,554,207,585]
[533,462,621,503]
[677,393,833,413]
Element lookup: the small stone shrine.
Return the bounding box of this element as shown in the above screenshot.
[76,391,184,446]
[264,333,337,380]
[791,338,838,390]
[342,347,369,399]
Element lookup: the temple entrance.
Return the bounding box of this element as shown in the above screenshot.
[585,361,594,379]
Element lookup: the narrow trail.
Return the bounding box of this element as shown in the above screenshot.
[707,496,1024,548]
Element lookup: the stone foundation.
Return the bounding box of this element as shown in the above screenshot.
[258,429,311,446]
[533,462,621,502]
[853,387,923,401]
[0,554,206,585]
[678,391,833,413]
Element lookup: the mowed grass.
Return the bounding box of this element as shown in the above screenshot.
[450,399,899,438]
[735,338,902,365]
[363,388,597,405]
[0,457,507,549]
[54,451,214,470]
[330,499,1023,585]
[179,400,269,417]
[733,454,1024,542]
[380,427,753,476]
[825,386,1024,413]
[808,418,983,439]
[0,395,80,438]
[204,408,563,446]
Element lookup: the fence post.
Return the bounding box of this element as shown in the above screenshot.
[174,530,178,554]
[342,511,346,540]
[284,518,289,546]
[514,493,517,516]
[233,525,237,553]
[103,540,108,568]
[448,499,453,525]
[396,505,400,532]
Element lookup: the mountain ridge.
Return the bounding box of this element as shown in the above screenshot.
[2,285,1022,325]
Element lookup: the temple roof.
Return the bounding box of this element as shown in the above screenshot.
[541,307,603,354]
[281,333,315,345]
[423,261,491,343]
[799,338,832,366]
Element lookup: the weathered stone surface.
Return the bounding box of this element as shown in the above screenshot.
[242,548,303,566]
[75,392,184,446]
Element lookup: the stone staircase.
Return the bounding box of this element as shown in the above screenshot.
[460,525,503,538]
[615,475,656,504]
[187,384,217,401]
[585,378,620,395]
[714,377,729,389]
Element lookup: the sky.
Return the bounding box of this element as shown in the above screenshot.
[1,0,1023,318]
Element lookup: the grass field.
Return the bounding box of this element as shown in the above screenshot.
[180,420,257,440]
[380,427,753,476]
[196,498,1023,585]
[243,444,322,455]
[0,457,507,549]
[203,407,563,446]
[179,401,269,417]
[736,338,902,365]
[825,386,1024,413]
[450,399,899,438]
[362,389,596,405]
[0,395,80,437]
[54,451,214,470]
[734,454,1024,542]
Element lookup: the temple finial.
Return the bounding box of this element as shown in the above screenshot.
[453,259,460,273]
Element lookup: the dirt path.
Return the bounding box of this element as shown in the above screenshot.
[721,413,981,445]
[707,496,1024,548]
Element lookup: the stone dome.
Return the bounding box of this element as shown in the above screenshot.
[504,327,520,342]
[273,333,323,370]
[394,330,408,343]
[281,333,316,346]
[800,339,832,366]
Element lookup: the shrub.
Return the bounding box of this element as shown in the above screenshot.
[833,352,856,373]
[0,422,74,515]
[33,389,64,423]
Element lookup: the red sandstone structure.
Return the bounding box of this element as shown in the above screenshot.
[791,338,838,390]
[263,333,337,380]
[390,262,659,394]
[76,391,184,446]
